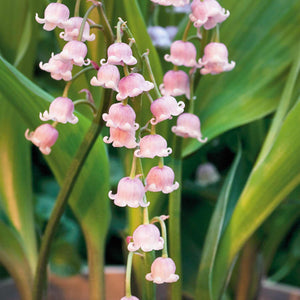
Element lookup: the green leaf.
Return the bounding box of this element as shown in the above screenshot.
[195,142,242,300]
[211,99,300,299]
[0,221,33,300]
[0,55,111,300]
[184,0,300,157]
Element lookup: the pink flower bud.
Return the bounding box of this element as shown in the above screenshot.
[150,96,185,125]
[90,64,120,91]
[121,297,139,300]
[128,224,164,252]
[60,17,95,42]
[108,176,149,208]
[103,127,138,149]
[103,42,137,66]
[116,73,154,101]
[102,103,139,131]
[60,41,90,66]
[145,166,179,194]
[172,113,207,142]
[134,134,172,158]
[160,70,190,99]
[198,42,235,75]
[164,40,197,67]
[25,124,58,155]
[190,0,229,30]
[146,257,179,284]
[39,54,73,81]
[150,0,190,7]
[40,97,78,124]
[35,3,69,31]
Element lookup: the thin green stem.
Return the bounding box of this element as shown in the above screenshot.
[146,92,153,104]
[143,206,149,225]
[32,90,113,300]
[187,69,196,113]
[158,157,164,168]
[129,155,137,178]
[123,64,130,76]
[74,0,81,17]
[73,99,97,115]
[116,18,123,43]
[152,216,168,257]
[78,4,98,41]
[97,3,114,44]
[125,251,134,297]
[182,20,192,42]
[62,81,72,97]
[90,24,103,30]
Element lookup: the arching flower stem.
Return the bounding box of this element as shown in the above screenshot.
[125,251,134,297]
[151,216,168,258]
[78,3,99,41]
[74,0,81,17]
[182,20,192,42]
[97,3,114,44]
[73,99,97,116]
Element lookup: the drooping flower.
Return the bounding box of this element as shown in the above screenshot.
[116,73,154,101]
[40,97,78,124]
[35,3,70,31]
[164,40,197,67]
[39,54,73,81]
[90,64,120,91]
[108,176,149,208]
[150,0,190,7]
[198,42,235,75]
[59,41,90,66]
[146,257,179,284]
[134,134,172,158]
[25,124,58,155]
[121,296,139,300]
[102,42,137,66]
[60,17,95,42]
[102,103,139,131]
[150,96,185,125]
[103,127,138,149]
[145,166,179,194]
[172,113,207,142]
[160,70,190,99]
[196,162,220,186]
[128,224,164,252]
[189,0,229,30]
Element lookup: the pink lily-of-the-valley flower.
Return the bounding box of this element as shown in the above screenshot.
[40,97,78,124]
[60,17,95,42]
[25,124,58,155]
[172,113,207,143]
[150,0,190,7]
[103,127,138,149]
[121,296,139,300]
[90,64,120,91]
[189,0,229,30]
[145,165,179,194]
[198,42,235,75]
[128,224,164,252]
[108,176,149,208]
[134,134,172,158]
[103,42,137,66]
[146,257,179,284]
[116,73,154,101]
[35,2,70,31]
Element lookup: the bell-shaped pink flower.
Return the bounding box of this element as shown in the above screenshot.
[134,134,172,158]
[198,42,235,75]
[145,166,179,194]
[108,176,149,208]
[60,17,95,42]
[60,41,90,66]
[146,257,179,284]
[150,96,185,125]
[103,127,138,149]
[160,70,190,99]
[164,40,197,67]
[172,113,207,142]
[190,0,229,30]
[121,297,139,300]
[102,103,139,131]
[90,64,120,91]
[35,3,69,31]
[103,42,137,66]
[40,97,78,124]
[150,0,190,7]
[116,73,154,101]
[39,54,73,81]
[128,224,164,252]
[25,124,58,155]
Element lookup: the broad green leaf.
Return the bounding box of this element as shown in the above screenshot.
[184,0,300,157]
[0,221,33,300]
[211,99,300,299]
[0,100,37,274]
[0,56,111,300]
[195,143,242,299]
